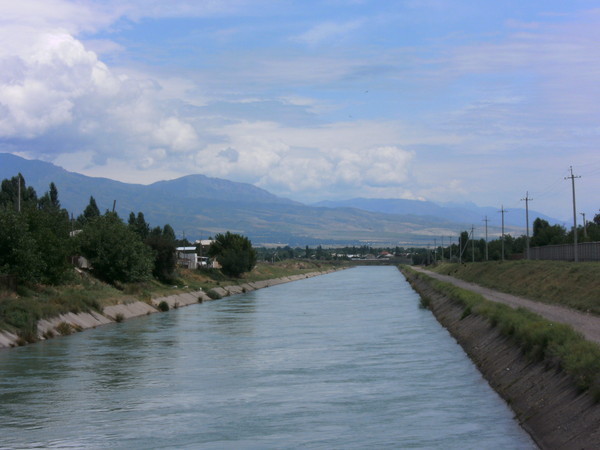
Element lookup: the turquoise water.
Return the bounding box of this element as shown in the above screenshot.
[0,266,535,449]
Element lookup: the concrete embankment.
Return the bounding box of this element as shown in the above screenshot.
[0,270,338,349]
[403,269,600,450]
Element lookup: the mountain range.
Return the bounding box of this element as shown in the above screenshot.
[0,153,558,247]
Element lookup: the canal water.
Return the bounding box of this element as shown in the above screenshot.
[0,266,535,449]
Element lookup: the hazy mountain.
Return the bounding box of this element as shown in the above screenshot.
[0,153,525,246]
[314,198,561,229]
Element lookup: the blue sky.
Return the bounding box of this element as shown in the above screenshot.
[1,1,599,222]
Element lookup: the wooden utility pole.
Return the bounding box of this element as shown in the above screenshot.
[521,192,533,259]
[482,216,489,261]
[499,205,507,261]
[471,225,475,262]
[565,166,581,262]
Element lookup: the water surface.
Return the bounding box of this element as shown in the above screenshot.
[0,266,535,449]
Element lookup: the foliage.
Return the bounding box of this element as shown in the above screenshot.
[75,213,154,284]
[145,224,178,282]
[157,300,170,312]
[531,218,567,247]
[0,176,72,284]
[208,231,257,277]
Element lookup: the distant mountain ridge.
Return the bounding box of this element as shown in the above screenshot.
[0,153,531,246]
[313,198,560,229]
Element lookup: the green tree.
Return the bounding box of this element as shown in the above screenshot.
[76,213,153,283]
[531,218,567,247]
[76,196,101,227]
[208,232,257,277]
[128,211,150,240]
[146,224,177,282]
[0,209,44,282]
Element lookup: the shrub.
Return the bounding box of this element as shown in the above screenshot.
[56,322,73,335]
[157,300,169,312]
[207,290,222,300]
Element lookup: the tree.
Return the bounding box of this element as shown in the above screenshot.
[208,232,256,277]
[146,224,177,282]
[531,218,567,247]
[128,211,150,240]
[76,213,153,283]
[76,196,101,227]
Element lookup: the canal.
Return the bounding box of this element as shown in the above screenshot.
[0,266,535,448]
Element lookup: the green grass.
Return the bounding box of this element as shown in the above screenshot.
[403,266,600,398]
[0,260,342,342]
[429,260,600,315]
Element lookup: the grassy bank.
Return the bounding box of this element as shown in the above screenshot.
[0,260,343,343]
[402,266,600,399]
[429,260,600,315]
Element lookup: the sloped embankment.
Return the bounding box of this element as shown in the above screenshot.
[402,268,600,450]
[0,270,337,349]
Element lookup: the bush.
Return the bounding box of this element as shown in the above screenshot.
[158,300,169,312]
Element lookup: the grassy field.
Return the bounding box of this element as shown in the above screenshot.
[403,266,600,399]
[0,260,344,342]
[428,260,600,315]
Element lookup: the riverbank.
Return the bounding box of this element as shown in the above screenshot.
[401,267,600,449]
[0,269,340,349]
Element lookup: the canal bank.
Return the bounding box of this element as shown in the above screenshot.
[0,269,340,349]
[402,267,600,449]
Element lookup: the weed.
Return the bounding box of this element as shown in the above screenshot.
[207,290,222,300]
[56,322,73,335]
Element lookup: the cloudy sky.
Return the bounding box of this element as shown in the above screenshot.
[1,0,599,221]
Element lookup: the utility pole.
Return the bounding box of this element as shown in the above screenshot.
[449,237,453,261]
[521,192,533,259]
[440,236,444,262]
[433,238,437,263]
[471,225,475,263]
[565,166,581,262]
[499,205,507,261]
[482,216,489,261]
[580,212,587,239]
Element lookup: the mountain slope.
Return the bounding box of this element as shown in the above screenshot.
[0,153,519,246]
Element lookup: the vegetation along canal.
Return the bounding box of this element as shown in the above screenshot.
[0,266,535,448]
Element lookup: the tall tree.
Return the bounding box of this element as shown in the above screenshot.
[76,213,153,283]
[208,232,257,277]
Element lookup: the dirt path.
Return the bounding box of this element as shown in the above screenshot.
[411,266,600,345]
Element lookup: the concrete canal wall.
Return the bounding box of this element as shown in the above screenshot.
[0,270,338,349]
[403,269,600,450]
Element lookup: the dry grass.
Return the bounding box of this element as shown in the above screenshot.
[430,260,600,315]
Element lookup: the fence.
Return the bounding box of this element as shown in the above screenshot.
[528,242,600,262]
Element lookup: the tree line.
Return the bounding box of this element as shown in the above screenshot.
[0,174,181,285]
[0,174,258,287]
[413,213,600,264]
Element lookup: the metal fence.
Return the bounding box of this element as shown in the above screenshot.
[528,242,600,262]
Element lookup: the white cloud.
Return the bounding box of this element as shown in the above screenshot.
[294,20,363,45]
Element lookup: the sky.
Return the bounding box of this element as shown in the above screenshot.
[1,1,599,222]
